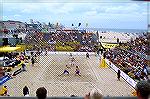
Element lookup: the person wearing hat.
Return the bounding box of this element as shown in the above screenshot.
[135,80,150,99]
[84,88,103,99]
[23,86,29,96]
[36,87,47,99]
[0,86,8,96]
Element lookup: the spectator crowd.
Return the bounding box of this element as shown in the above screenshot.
[0,52,31,78]
[0,80,150,99]
[105,33,149,81]
[24,30,98,52]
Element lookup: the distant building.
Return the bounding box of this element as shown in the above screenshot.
[0,22,4,33]
[26,24,39,30]
[0,22,4,29]
[0,36,22,46]
[1,20,26,30]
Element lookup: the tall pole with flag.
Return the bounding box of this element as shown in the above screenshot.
[86,23,88,33]
[71,23,74,29]
[71,23,74,33]
[25,22,27,31]
[72,24,74,27]
[30,19,34,24]
[78,23,81,27]
[56,22,58,27]
[86,23,88,27]
[78,23,81,33]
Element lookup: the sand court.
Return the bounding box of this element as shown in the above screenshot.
[4,53,134,96]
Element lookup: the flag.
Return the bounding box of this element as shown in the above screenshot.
[25,22,27,28]
[86,23,88,27]
[30,19,34,24]
[78,23,81,27]
[96,31,99,38]
[37,21,41,24]
[56,22,59,26]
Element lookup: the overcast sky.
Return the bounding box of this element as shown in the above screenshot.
[1,0,149,29]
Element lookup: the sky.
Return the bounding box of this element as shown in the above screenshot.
[1,0,149,29]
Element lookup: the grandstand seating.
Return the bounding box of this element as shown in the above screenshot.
[105,33,149,82]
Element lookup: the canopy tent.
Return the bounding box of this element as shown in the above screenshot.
[0,47,21,52]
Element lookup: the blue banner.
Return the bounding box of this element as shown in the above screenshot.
[0,76,11,86]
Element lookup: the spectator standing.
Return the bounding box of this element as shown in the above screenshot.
[23,86,29,96]
[45,48,48,56]
[117,38,119,44]
[103,52,106,59]
[117,70,121,81]
[31,57,35,66]
[86,53,90,58]
[84,88,103,99]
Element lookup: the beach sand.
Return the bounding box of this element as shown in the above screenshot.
[98,32,138,43]
[4,54,134,97]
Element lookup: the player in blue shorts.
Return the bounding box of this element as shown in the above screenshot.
[75,66,81,76]
[63,69,69,75]
[61,65,70,75]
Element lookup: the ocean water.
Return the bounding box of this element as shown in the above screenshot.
[81,28,147,35]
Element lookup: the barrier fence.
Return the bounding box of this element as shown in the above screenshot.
[25,51,96,56]
[105,59,137,88]
[0,96,137,99]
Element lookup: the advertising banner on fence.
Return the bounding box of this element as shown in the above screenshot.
[105,59,137,88]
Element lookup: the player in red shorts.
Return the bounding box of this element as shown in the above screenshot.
[75,66,81,76]
[70,57,75,67]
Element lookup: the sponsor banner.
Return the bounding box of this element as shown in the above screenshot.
[106,59,137,88]
[0,47,21,52]
[101,43,119,49]
[26,51,95,56]
[0,75,11,85]
[43,52,95,55]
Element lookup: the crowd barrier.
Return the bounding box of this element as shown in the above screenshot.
[46,52,95,55]
[26,51,96,56]
[0,96,137,99]
[105,59,137,88]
